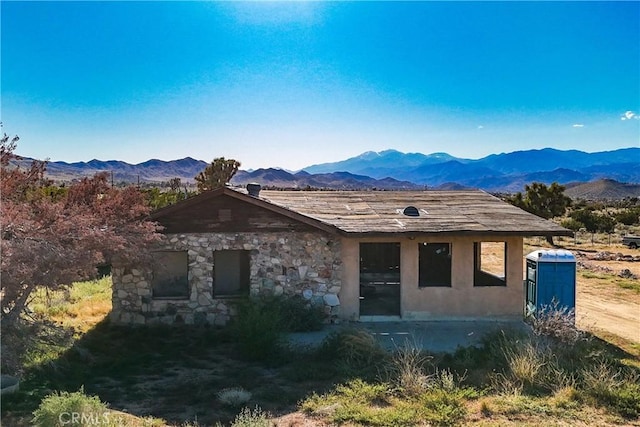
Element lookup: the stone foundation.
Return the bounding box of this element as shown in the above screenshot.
[111,231,342,326]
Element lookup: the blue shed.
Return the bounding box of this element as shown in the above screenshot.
[525,249,576,318]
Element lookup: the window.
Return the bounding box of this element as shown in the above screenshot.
[213,250,250,297]
[419,243,452,287]
[152,251,189,298]
[360,243,401,284]
[474,242,506,286]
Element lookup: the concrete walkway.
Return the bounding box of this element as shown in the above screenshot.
[288,320,530,353]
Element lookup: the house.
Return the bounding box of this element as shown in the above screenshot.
[110,185,572,325]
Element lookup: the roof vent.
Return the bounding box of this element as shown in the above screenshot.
[403,206,420,217]
[246,182,261,197]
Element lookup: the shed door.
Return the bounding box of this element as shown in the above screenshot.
[525,259,537,314]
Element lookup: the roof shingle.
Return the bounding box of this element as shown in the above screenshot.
[255,189,572,236]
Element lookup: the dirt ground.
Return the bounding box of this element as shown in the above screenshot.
[575,250,640,344]
[525,239,640,345]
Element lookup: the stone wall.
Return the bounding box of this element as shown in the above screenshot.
[110,231,342,326]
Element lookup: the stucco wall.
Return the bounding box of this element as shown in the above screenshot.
[112,232,525,325]
[340,236,524,320]
[111,231,342,325]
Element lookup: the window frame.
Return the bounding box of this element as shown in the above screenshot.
[418,242,452,288]
[473,241,507,287]
[212,249,251,298]
[151,250,190,299]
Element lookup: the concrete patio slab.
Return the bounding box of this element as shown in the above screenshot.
[287,320,530,353]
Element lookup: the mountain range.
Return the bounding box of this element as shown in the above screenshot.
[301,147,640,191]
[15,147,640,195]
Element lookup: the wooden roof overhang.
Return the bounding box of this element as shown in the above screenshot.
[331,229,574,239]
[150,187,342,235]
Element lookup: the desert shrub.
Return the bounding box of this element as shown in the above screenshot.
[32,388,109,427]
[502,341,550,391]
[229,298,285,361]
[615,208,640,226]
[541,362,579,393]
[487,334,583,395]
[300,379,390,415]
[301,377,469,427]
[470,328,533,378]
[317,328,390,379]
[570,208,617,233]
[528,304,600,376]
[229,296,324,360]
[335,379,390,403]
[385,342,432,396]
[441,328,530,391]
[304,374,471,425]
[272,295,324,332]
[581,360,640,418]
[229,295,325,360]
[606,383,640,419]
[561,217,585,232]
[230,406,272,427]
[419,389,468,427]
[430,368,473,395]
[479,399,493,417]
[218,387,252,407]
[549,386,581,409]
[529,302,586,346]
[439,344,495,388]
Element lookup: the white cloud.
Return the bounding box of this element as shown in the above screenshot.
[572,124,584,128]
[477,125,484,129]
[621,111,640,120]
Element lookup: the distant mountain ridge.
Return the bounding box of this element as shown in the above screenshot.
[302,147,640,191]
[14,146,640,194]
[230,168,423,190]
[564,179,640,200]
[19,157,210,184]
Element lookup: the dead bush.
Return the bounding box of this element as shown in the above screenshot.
[530,301,586,345]
[385,341,432,396]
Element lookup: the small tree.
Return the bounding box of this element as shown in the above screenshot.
[168,177,182,192]
[560,217,584,232]
[568,208,617,243]
[194,157,240,192]
[595,213,616,234]
[1,134,162,372]
[615,208,640,226]
[507,182,572,245]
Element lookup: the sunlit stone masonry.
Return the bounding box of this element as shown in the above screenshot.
[110,231,342,326]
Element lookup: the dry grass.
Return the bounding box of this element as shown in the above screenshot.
[466,394,626,426]
[30,276,112,333]
[217,387,253,407]
[385,342,432,396]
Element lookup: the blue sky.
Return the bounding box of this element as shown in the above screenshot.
[2,1,639,170]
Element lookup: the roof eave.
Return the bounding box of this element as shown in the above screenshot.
[340,229,574,238]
